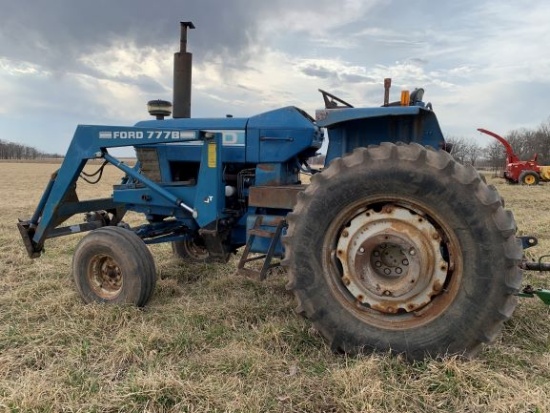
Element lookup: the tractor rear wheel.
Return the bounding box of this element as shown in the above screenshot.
[284,143,522,360]
[73,226,156,306]
[518,170,539,185]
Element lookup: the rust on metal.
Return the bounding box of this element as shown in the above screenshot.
[173,22,195,119]
[432,280,443,293]
[383,78,392,106]
[248,185,307,209]
[335,204,448,315]
[257,164,276,172]
[88,255,123,299]
[322,199,463,331]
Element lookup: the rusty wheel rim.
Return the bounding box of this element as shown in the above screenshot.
[524,175,536,185]
[323,199,462,330]
[184,240,210,260]
[88,255,123,299]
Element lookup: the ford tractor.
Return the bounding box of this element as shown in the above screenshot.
[17,23,550,360]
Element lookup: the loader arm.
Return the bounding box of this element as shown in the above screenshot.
[18,125,219,258]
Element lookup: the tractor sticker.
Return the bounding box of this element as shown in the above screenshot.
[170,130,245,147]
[207,142,217,168]
[98,130,196,140]
[98,130,245,146]
[215,131,245,147]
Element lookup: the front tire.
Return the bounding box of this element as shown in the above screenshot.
[284,143,522,359]
[73,226,156,306]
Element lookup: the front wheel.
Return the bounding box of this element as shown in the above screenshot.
[284,143,522,360]
[73,226,156,306]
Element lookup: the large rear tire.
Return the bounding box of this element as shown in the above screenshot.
[284,143,522,360]
[73,226,156,306]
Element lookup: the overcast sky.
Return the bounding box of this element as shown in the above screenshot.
[1,0,550,154]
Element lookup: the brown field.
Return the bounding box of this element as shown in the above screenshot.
[0,162,549,412]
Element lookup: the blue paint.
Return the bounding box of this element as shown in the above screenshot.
[21,94,447,260]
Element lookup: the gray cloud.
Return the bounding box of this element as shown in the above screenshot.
[301,64,334,80]
[301,64,374,85]
[1,0,263,70]
[407,58,429,66]
[341,73,375,84]
[1,0,362,73]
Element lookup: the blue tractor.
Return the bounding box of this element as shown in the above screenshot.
[17,23,524,360]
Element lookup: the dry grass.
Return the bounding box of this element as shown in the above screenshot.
[1,163,549,412]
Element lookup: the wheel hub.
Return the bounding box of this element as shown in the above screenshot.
[336,205,448,314]
[89,255,123,299]
[185,240,210,260]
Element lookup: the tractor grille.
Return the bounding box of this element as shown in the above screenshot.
[136,148,162,182]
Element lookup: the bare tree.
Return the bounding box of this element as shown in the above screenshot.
[446,137,482,166]
[447,137,468,164]
[0,139,57,160]
[483,141,506,175]
[465,142,482,166]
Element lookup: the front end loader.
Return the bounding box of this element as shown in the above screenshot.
[17,23,550,360]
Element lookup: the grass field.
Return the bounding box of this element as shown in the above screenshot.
[1,162,549,412]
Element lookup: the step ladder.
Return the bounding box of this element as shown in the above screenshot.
[237,216,287,280]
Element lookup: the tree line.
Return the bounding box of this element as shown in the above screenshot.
[447,118,550,171]
[0,139,61,160]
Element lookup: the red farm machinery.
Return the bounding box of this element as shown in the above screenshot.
[478,127,550,185]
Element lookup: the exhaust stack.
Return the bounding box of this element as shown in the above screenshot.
[173,21,195,118]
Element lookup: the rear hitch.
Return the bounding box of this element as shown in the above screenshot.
[516,235,550,305]
[519,256,550,272]
[518,236,550,271]
[518,285,550,305]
